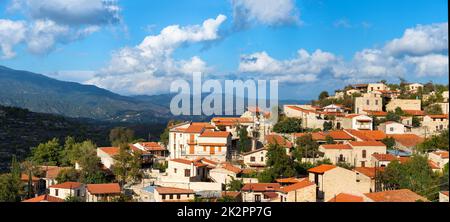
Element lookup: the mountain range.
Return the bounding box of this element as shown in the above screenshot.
[0,65,310,123]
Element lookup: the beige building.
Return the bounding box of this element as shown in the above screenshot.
[284,105,327,130]
[378,121,405,134]
[367,83,388,93]
[308,165,369,202]
[341,114,373,130]
[440,191,449,202]
[86,183,121,202]
[49,182,85,200]
[242,148,267,169]
[354,93,383,114]
[154,187,195,202]
[407,83,423,93]
[386,99,421,112]
[97,147,119,169]
[162,159,208,183]
[421,115,449,136]
[241,183,282,202]
[279,179,316,202]
[319,141,387,167]
[428,151,449,172]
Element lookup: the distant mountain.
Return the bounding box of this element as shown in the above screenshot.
[0,66,171,123]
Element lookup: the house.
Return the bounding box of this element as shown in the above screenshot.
[352,84,369,93]
[341,115,373,130]
[40,166,72,188]
[49,182,85,200]
[86,183,121,202]
[363,189,428,202]
[308,165,368,202]
[22,194,64,202]
[209,162,242,185]
[241,106,275,142]
[131,142,168,160]
[168,122,232,162]
[293,130,354,144]
[97,147,119,169]
[407,83,423,93]
[161,158,208,183]
[371,154,397,167]
[355,167,384,193]
[386,134,424,153]
[346,88,362,96]
[278,179,316,202]
[154,186,195,202]
[428,151,449,172]
[378,121,405,134]
[284,105,327,130]
[318,141,387,167]
[323,104,346,113]
[221,191,242,202]
[242,148,268,169]
[421,115,449,136]
[367,83,388,93]
[386,99,421,112]
[440,191,449,202]
[266,134,293,155]
[354,93,383,114]
[210,117,254,138]
[327,193,364,202]
[241,183,282,202]
[20,173,45,195]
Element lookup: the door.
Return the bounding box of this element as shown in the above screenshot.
[255,194,261,202]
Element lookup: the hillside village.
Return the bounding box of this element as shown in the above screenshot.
[1,80,449,203]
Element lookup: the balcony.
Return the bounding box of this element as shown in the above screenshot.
[356,124,371,130]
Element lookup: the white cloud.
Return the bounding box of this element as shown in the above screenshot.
[232,0,300,29]
[239,49,339,83]
[0,19,26,59]
[8,0,121,26]
[86,15,227,95]
[405,54,449,77]
[384,22,448,56]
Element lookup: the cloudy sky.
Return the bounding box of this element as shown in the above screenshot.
[0,0,448,99]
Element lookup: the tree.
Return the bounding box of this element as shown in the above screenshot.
[379,155,439,201]
[412,116,421,127]
[113,144,142,186]
[237,125,251,153]
[323,121,333,131]
[273,118,303,134]
[417,129,449,153]
[293,134,320,161]
[441,163,449,191]
[56,168,79,183]
[0,156,23,202]
[385,111,401,123]
[77,141,107,184]
[59,136,78,167]
[30,138,63,166]
[264,143,296,182]
[319,91,329,101]
[425,104,443,115]
[381,137,396,150]
[336,161,353,170]
[325,135,335,144]
[109,127,135,146]
[226,177,244,191]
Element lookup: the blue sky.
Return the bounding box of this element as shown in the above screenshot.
[0,0,448,99]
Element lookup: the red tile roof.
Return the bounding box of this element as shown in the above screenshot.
[355,167,385,179]
[199,131,231,138]
[349,141,386,147]
[241,183,282,192]
[155,187,195,194]
[220,162,242,174]
[184,124,206,133]
[426,114,449,119]
[432,151,449,159]
[327,193,364,202]
[364,110,388,116]
[139,142,166,151]
[327,131,354,140]
[364,189,428,202]
[266,134,293,148]
[212,117,253,126]
[280,179,315,193]
[386,134,424,148]
[372,154,397,161]
[170,158,206,167]
[242,148,267,156]
[428,160,440,169]
[321,144,352,150]
[99,147,120,156]
[275,177,303,184]
[403,110,425,116]
[345,129,386,141]
[41,166,72,179]
[308,165,336,174]
[20,174,40,182]
[441,191,449,197]
[86,183,121,195]
[49,182,83,189]
[22,194,64,202]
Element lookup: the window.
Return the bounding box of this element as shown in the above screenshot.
[169,195,173,200]
[55,189,59,196]
[185,169,191,177]
[390,127,394,132]
[366,100,370,105]
[162,195,166,200]
[255,194,261,202]
[174,168,177,174]
[76,190,80,197]
[362,150,367,158]
[261,156,264,162]
[361,161,366,167]
[375,100,379,105]
[177,195,181,199]
[250,156,256,162]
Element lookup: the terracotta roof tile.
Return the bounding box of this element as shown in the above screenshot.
[99,147,120,156]
[241,183,282,192]
[432,151,449,159]
[327,193,364,202]
[220,162,242,174]
[308,165,336,174]
[372,154,397,161]
[321,144,352,150]
[349,141,386,147]
[49,182,82,189]
[403,110,425,116]
[355,167,385,179]
[86,183,121,195]
[199,131,231,138]
[364,189,428,202]
[386,134,424,148]
[155,187,195,194]
[266,134,293,148]
[22,194,64,202]
[280,179,315,193]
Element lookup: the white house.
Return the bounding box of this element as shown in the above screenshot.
[154,186,195,202]
[49,182,85,200]
[241,183,282,202]
[209,162,242,185]
[242,148,268,169]
[428,151,449,172]
[407,83,423,93]
[378,121,405,134]
[162,159,208,183]
[86,183,121,202]
[319,141,387,167]
[367,83,388,93]
[97,147,119,169]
